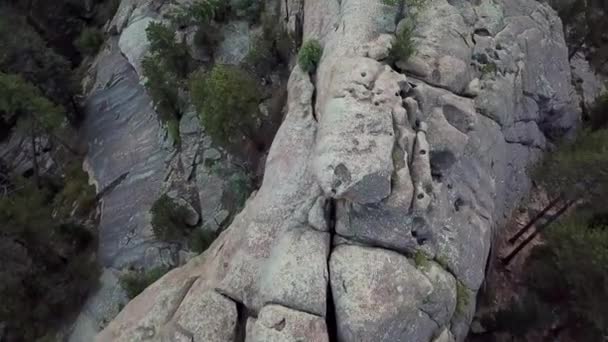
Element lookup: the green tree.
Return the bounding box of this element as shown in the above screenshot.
[0,72,65,186]
[119,267,169,299]
[150,194,192,241]
[525,216,608,338]
[0,7,76,119]
[145,22,191,78]
[75,27,105,56]
[190,65,260,145]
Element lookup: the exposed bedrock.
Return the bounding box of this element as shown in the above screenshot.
[97,0,580,341]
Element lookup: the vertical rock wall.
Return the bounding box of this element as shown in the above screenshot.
[97,0,580,341]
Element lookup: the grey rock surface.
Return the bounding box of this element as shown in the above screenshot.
[330,245,438,342]
[97,0,581,341]
[247,304,329,342]
[83,40,168,269]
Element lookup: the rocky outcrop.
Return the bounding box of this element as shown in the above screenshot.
[98,0,580,341]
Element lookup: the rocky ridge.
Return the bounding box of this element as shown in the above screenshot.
[95,0,583,341]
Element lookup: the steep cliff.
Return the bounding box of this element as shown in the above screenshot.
[96,0,580,341]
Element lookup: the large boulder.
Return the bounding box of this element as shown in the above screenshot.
[97,0,580,341]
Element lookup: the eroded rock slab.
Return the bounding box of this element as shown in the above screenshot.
[246,305,329,342]
[330,245,438,342]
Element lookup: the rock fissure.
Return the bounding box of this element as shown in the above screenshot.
[326,198,339,342]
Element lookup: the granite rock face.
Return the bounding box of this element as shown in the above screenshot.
[97,0,581,341]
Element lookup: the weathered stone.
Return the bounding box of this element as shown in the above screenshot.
[173,289,237,342]
[307,196,329,232]
[313,58,398,204]
[330,245,438,342]
[503,121,546,149]
[259,227,330,317]
[570,51,605,113]
[246,305,329,342]
[84,39,168,269]
[118,17,155,77]
[216,21,251,65]
[172,197,200,227]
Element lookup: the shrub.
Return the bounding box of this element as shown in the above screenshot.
[389,21,416,63]
[150,194,192,241]
[188,229,217,254]
[53,162,97,217]
[142,55,183,123]
[75,27,104,56]
[168,0,222,27]
[489,293,554,337]
[145,22,191,78]
[190,65,260,145]
[298,40,323,73]
[119,267,169,299]
[588,91,608,130]
[480,62,497,76]
[455,281,470,315]
[534,128,608,204]
[233,0,263,22]
[526,216,608,335]
[413,250,430,269]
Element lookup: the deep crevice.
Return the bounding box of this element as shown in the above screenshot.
[326,198,338,342]
[311,74,319,121]
[233,300,249,342]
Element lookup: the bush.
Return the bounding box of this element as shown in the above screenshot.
[0,176,99,340]
[588,91,608,130]
[298,40,323,73]
[168,0,222,27]
[145,22,191,78]
[150,194,192,241]
[188,229,217,254]
[75,27,104,56]
[534,128,608,204]
[455,281,470,315]
[233,0,263,22]
[53,162,97,217]
[141,54,183,123]
[526,216,608,335]
[119,267,169,299]
[389,21,416,63]
[190,65,260,145]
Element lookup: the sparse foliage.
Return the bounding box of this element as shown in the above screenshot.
[190,65,260,145]
[298,40,323,73]
[120,267,169,299]
[150,194,192,241]
[75,27,105,56]
[389,21,416,63]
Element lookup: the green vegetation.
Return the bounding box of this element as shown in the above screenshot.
[382,0,399,5]
[150,194,192,241]
[480,62,497,76]
[389,21,416,63]
[455,281,470,316]
[487,92,608,340]
[120,267,170,299]
[169,0,222,27]
[53,162,97,217]
[210,162,253,217]
[413,250,430,269]
[142,22,193,144]
[0,72,65,185]
[0,8,76,120]
[0,176,99,340]
[190,65,261,145]
[145,22,192,78]
[75,27,105,56]
[189,229,218,254]
[298,40,323,73]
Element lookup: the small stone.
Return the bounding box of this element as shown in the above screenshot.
[465,78,481,97]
